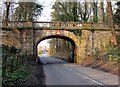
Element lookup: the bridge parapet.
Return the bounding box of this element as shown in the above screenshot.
[1,21,120,31]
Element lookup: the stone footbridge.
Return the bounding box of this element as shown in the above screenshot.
[1,21,120,63]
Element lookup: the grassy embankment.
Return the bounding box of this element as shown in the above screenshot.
[82,35,120,76]
[2,45,30,86]
[2,45,45,86]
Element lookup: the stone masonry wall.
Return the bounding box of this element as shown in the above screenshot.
[79,30,120,61]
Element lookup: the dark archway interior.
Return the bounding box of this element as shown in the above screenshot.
[37,35,76,63]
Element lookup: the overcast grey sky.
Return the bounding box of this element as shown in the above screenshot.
[38,0,56,21]
[38,0,117,21]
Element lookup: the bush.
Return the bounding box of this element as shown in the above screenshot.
[2,69,30,86]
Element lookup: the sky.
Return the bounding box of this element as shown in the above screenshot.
[38,40,50,49]
[38,0,56,21]
[37,0,55,49]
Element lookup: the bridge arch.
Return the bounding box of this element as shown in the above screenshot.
[37,35,75,63]
[34,30,81,63]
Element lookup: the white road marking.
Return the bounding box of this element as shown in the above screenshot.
[65,67,73,71]
[64,66,104,86]
[82,75,104,85]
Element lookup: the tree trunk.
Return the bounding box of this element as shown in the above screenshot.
[5,2,11,27]
[92,1,98,22]
[100,0,104,23]
[107,0,118,46]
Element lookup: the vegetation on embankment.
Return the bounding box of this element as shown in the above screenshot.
[22,60,45,86]
[2,45,29,86]
[81,46,120,76]
[2,45,45,86]
[82,34,120,76]
[79,31,120,76]
[2,66,30,86]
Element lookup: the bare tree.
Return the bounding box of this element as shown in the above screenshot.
[100,0,104,23]
[4,2,11,26]
[107,0,118,46]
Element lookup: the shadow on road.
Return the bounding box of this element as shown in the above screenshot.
[41,61,67,65]
[38,56,67,65]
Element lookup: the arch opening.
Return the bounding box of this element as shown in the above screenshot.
[36,35,76,63]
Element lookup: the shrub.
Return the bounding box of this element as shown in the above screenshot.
[2,69,30,86]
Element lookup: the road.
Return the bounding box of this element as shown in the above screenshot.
[39,54,119,86]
